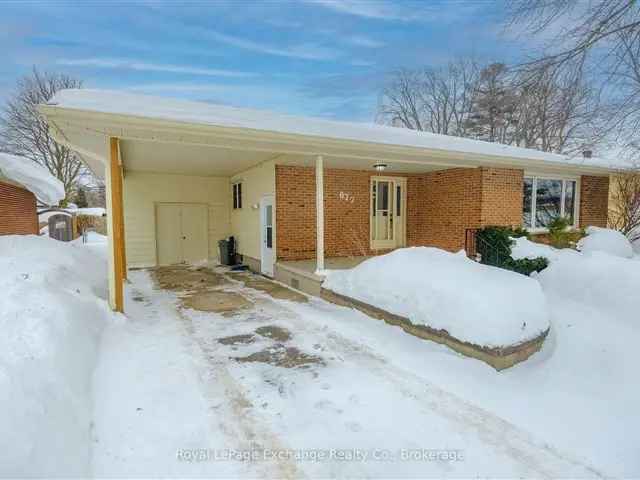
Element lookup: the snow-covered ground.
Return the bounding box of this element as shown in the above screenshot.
[2,233,638,477]
[324,247,549,347]
[577,226,634,258]
[0,234,111,477]
[92,270,599,478]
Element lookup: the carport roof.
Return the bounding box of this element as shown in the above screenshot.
[40,89,624,174]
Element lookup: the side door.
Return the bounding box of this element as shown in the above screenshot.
[260,195,275,276]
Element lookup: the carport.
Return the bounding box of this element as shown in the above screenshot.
[38,92,441,312]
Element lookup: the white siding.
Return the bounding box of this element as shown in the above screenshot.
[230,159,276,261]
[123,172,230,267]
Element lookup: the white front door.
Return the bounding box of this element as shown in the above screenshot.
[156,203,208,265]
[260,195,275,276]
[370,177,407,250]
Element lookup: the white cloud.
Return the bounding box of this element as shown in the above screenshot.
[56,58,255,77]
[306,0,483,23]
[346,34,385,48]
[120,80,375,120]
[306,0,419,21]
[204,30,340,61]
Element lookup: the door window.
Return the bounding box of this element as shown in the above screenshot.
[265,205,273,249]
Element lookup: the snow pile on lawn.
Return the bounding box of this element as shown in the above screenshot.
[0,235,111,477]
[578,226,634,258]
[0,152,65,205]
[537,250,640,319]
[511,236,579,263]
[323,247,550,348]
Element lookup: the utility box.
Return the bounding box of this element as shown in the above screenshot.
[48,213,74,242]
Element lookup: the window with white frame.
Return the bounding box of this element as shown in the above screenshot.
[523,176,578,229]
[232,182,242,209]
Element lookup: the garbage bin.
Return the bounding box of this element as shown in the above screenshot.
[218,236,236,266]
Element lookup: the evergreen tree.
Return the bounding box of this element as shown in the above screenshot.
[464,63,518,143]
[74,188,88,208]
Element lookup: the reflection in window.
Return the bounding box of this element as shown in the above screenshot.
[523,177,578,229]
[564,181,576,224]
[535,179,562,228]
[523,178,533,228]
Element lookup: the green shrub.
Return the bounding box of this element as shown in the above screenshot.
[502,256,549,276]
[476,226,515,267]
[547,216,573,248]
[475,225,548,276]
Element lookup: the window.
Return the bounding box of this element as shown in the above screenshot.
[232,182,242,209]
[523,176,578,229]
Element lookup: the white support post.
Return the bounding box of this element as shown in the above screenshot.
[315,155,325,273]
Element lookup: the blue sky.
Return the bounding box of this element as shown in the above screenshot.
[1,0,529,121]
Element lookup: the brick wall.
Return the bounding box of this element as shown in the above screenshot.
[413,168,482,251]
[579,175,609,228]
[276,165,525,260]
[275,166,316,260]
[0,181,38,235]
[479,168,524,226]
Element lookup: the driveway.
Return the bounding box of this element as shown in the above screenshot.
[90,265,601,478]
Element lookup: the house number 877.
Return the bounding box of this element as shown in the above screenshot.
[339,192,355,203]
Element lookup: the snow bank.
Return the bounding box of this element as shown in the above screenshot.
[0,152,65,205]
[577,226,634,258]
[538,250,640,319]
[0,235,111,477]
[76,207,106,216]
[511,236,580,263]
[323,247,550,348]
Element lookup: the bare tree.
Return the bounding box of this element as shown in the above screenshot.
[609,165,640,242]
[465,63,518,144]
[512,64,604,153]
[377,59,479,136]
[379,59,600,154]
[0,68,83,204]
[506,0,640,142]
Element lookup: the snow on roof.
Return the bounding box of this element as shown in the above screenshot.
[0,152,65,205]
[48,88,622,170]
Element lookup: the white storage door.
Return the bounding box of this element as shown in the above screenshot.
[156,204,182,265]
[156,203,208,265]
[181,204,208,264]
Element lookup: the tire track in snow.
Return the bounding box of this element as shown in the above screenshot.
[174,295,304,480]
[226,279,603,479]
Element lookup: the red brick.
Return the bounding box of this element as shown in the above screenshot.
[0,181,39,235]
[276,165,526,259]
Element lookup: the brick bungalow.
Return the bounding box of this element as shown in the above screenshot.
[39,89,616,312]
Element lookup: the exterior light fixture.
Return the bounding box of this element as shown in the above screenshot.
[373,163,388,171]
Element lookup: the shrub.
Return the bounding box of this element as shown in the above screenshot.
[476,225,548,276]
[502,256,549,276]
[547,216,573,248]
[75,214,106,236]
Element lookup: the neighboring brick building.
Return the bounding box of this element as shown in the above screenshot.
[0,152,65,237]
[276,165,609,260]
[0,180,39,236]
